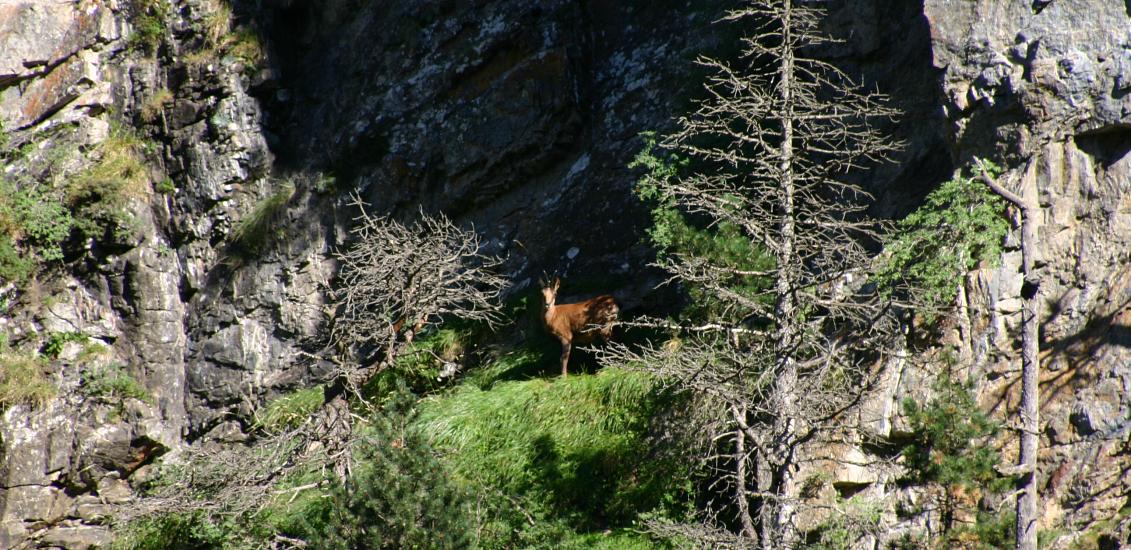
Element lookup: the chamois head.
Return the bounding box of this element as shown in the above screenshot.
[539,274,560,309]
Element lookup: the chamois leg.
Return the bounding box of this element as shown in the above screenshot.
[559,339,571,377]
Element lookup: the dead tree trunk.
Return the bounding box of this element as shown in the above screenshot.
[769,1,800,546]
[977,159,1040,550]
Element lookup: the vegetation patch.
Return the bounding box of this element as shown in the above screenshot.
[128,0,170,55]
[364,327,473,399]
[228,182,295,257]
[139,88,174,124]
[415,366,689,543]
[900,371,1011,546]
[875,161,1010,319]
[40,331,88,358]
[80,363,151,404]
[254,386,324,435]
[0,348,54,410]
[68,123,153,244]
[185,0,265,72]
[0,175,74,284]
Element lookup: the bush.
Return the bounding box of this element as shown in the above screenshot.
[365,327,471,399]
[876,161,1010,319]
[80,363,151,403]
[0,175,74,283]
[807,499,882,550]
[901,371,1011,544]
[111,511,224,550]
[293,389,476,550]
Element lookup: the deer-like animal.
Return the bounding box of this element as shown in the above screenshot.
[540,276,618,376]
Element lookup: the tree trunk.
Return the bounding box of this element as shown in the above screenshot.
[734,417,758,541]
[978,162,1040,550]
[1015,198,1040,550]
[763,1,801,546]
[769,2,800,546]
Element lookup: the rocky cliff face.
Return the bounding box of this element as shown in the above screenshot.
[0,0,1129,547]
[923,0,1131,542]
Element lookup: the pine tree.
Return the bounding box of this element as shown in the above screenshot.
[612,1,901,545]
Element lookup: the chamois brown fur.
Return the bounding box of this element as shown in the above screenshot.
[540,276,618,376]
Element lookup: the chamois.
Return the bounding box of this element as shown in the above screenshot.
[539,276,618,376]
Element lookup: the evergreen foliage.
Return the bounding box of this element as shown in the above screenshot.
[876,161,1010,317]
[632,134,775,323]
[294,389,477,550]
[614,1,903,544]
[901,370,1011,545]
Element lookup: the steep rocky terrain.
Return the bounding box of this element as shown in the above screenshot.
[0,0,1129,547]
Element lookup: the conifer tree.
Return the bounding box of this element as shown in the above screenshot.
[611,1,901,545]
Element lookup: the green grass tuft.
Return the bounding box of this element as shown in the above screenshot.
[81,363,151,404]
[0,350,55,410]
[255,386,324,435]
[229,183,295,257]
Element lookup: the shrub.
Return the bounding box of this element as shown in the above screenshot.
[901,371,1010,543]
[0,237,35,284]
[806,499,882,550]
[365,327,471,399]
[80,363,151,403]
[0,175,74,283]
[876,161,1010,319]
[291,389,477,550]
[631,134,775,324]
[225,27,264,68]
[111,510,224,550]
[155,177,175,194]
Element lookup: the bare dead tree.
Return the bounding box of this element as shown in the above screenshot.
[120,195,506,538]
[976,158,1042,550]
[328,194,505,392]
[608,1,902,546]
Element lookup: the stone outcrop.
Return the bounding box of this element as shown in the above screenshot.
[924,1,1131,544]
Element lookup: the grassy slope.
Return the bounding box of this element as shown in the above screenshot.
[415,361,685,547]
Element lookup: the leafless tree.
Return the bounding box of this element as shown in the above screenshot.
[976,158,1042,550]
[326,194,504,401]
[605,1,902,546]
[121,195,505,537]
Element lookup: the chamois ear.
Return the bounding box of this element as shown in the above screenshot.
[551,276,561,291]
